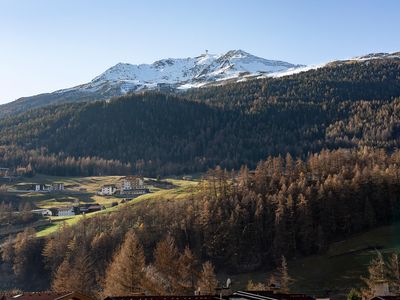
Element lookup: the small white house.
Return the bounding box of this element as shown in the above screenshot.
[101,185,117,195]
[31,208,53,217]
[57,207,75,217]
[35,184,48,192]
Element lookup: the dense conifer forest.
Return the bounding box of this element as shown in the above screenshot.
[0,58,399,176]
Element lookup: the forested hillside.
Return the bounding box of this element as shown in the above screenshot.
[183,58,400,109]
[0,57,399,176]
[1,56,400,295]
[2,148,400,293]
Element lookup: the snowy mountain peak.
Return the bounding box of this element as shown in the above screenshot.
[83,50,303,92]
[222,49,252,58]
[52,50,305,96]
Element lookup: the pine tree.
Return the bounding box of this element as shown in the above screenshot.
[103,231,146,296]
[197,261,218,295]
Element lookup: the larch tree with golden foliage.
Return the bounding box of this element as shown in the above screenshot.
[278,255,292,293]
[103,231,146,296]
[177,246,198,295]
[153,234,180,294]
[52,257,72,292]
[52,247,96,296]
[197,261,218,295]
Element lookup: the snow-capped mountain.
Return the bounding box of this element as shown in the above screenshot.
[0,49,305,118]
[56,49,303,95]
[2,49,398,119]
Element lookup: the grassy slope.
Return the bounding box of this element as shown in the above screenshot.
[11,174,124,207]
[30,176,199,237]
[228,224,400,299]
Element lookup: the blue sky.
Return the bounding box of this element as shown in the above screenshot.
[1,0,400,104]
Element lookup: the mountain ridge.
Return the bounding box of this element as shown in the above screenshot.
[0,49,302,118]
[1,50,399,119]
[58,49,303,92]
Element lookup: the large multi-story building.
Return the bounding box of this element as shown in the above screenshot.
[119,176,145,191]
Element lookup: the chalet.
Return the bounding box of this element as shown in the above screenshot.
[100,184,117,195]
